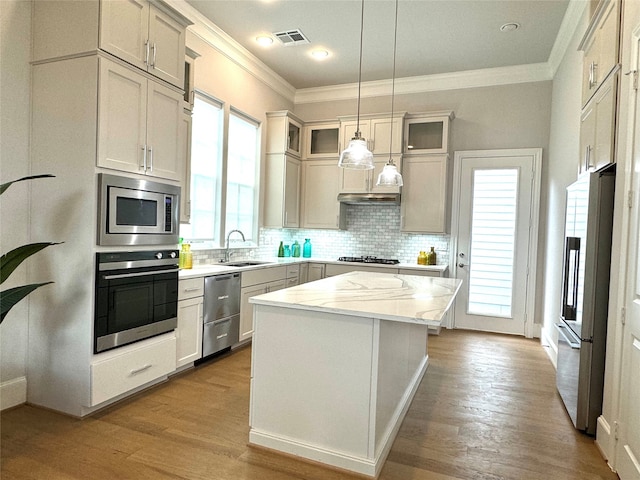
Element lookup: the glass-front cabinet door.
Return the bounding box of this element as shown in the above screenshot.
[266,111,304,158]
[303,122,340,159]
[404,112,454,154]
[287,118,301,156]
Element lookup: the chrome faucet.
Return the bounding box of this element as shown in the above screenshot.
[223,229,245,263]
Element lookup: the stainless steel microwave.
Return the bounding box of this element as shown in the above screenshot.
[97,173,180,246]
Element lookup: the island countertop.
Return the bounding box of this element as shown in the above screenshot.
[249,271,462,326]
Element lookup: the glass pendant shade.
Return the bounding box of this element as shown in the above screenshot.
[338,136,374,170]
[376,161,403,186]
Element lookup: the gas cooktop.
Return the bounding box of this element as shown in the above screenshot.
[338,256,400,265]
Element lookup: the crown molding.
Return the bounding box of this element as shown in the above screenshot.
[548,0,588,76]
[164,0,296,102]
[295,63,554,104]
[165,0,572,107]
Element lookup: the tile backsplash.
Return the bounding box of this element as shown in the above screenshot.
[189,204,450,266]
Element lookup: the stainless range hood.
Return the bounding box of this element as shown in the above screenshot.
[337,193,401,205]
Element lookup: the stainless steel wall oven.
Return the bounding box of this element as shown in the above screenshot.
[94,250,179,353]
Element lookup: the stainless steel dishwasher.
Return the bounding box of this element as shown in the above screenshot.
[203,273,240,357]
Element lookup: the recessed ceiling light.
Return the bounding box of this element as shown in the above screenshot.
[500,22,520,32]
[311,49,330,60]
[256,35,274,46]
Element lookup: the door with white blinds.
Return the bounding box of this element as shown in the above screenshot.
[452,149,540,336]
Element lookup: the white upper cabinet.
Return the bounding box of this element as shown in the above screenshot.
[97,58,183,181]
[183,47,200,111]
[339,113,404,156]
[301,160,341,229]
[32,0,191,89]
[403,112,454,155]
[302,122,340,159]
[400,155,450,234]
[579,0,620,107]
[266,111,304,158]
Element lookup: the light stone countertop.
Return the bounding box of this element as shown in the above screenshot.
[249,271,462,326]
[178,257,448,279]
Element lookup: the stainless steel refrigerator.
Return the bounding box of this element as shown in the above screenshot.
[556,169,615,435]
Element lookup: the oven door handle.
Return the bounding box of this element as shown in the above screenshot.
[103,268,179,280]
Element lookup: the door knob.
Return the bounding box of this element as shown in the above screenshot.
[458,263,466,268]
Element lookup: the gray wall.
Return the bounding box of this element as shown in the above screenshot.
[295,81,553,326]
[1,0,32,406]
[539,7,589,359]
[294,81,553,154]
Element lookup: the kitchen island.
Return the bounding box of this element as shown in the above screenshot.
[248,271,462,477]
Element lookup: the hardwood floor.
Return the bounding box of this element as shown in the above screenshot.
[1,330,617,480]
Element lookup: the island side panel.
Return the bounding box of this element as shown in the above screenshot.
[373,320,429,457]
[250,304,375,461]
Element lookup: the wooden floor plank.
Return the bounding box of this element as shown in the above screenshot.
[1,330,618,480]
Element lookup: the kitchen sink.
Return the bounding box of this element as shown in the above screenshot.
[223,261,270,267]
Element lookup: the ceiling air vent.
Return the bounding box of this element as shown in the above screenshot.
[274,29,310,46]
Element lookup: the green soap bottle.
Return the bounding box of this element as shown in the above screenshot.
[277,241,285,257]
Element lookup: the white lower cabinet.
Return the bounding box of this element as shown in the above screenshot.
[90,334,176,406]
[325,264,394,277]
[239,267,287,343]
[176,277,204,367]
[176,296,203,368]
[307,263,326,282]
[397,268,440,277]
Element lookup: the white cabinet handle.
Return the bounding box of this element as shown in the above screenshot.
[130,364,152,376]
[148,147,153,172]
[151,43,157,68]
[141,145,147,171]
[585,144,592,171]
[144,40,150,67]
[182,287,200,292]
[588,62,598,89]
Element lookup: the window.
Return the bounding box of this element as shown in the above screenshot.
[180,94,259,247]
[180,94,223,244]
[226,111,259,242]
[467,168,519,317]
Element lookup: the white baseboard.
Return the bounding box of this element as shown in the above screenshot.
[1,376,27,411]
[596,415,612,463]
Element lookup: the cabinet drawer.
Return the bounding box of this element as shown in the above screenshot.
[325,264,397,277]
[241,266,286,287]
[286,276,299,288]
[91,335,176,406]
[178,277,204,300]
[286,264,300,278]
[398,268,441,277]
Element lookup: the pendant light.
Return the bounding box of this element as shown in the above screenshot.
[338,0,374,170]
[376,0,403,187]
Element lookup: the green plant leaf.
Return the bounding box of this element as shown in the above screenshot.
[0,282,53,324]
[0,174,55,196]
[0,242,62,285]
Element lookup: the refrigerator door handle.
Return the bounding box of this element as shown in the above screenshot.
[555,322,581,349]
[562,236,581,320]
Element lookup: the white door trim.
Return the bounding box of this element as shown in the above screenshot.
[450,148,542,339]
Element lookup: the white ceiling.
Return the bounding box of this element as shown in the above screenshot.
[184,0,571,90]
